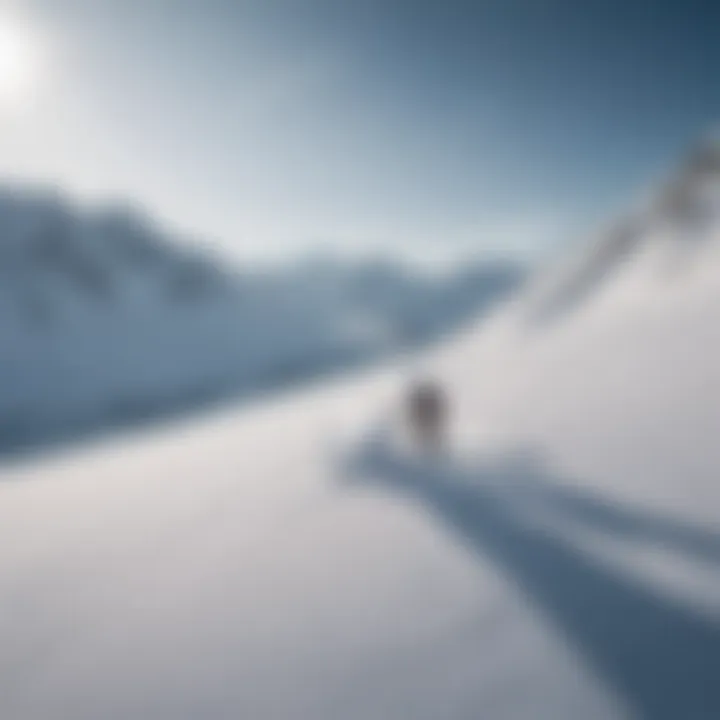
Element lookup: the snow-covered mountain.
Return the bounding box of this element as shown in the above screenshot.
[0,187,522,455]
[1,146,720,720]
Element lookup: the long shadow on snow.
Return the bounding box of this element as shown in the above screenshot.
[513,473,720,568]
[342,436,720,720]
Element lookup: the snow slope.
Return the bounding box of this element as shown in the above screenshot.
[2,157,720,719]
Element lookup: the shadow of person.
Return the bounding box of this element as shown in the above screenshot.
[513,470,720,568]
[341,434,720,720]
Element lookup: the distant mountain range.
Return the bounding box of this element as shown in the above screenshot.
[0,187,523,454]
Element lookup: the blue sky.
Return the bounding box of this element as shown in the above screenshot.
[1,0,719,266]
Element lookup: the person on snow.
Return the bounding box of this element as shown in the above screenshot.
[406,379,447,451]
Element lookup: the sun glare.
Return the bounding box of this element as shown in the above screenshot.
[0,16,42,108]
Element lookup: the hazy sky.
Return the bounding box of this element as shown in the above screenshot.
[1,0,719,266]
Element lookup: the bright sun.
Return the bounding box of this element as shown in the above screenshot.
[0,16,42,108]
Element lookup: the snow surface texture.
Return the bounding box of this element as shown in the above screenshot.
[0,187,521,455]
[2,154,720,719]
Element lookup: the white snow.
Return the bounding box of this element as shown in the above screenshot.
[2,165,720,719]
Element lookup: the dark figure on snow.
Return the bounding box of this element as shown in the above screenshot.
[406,379,447,451]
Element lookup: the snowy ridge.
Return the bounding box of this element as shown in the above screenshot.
[529,139,720,324]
